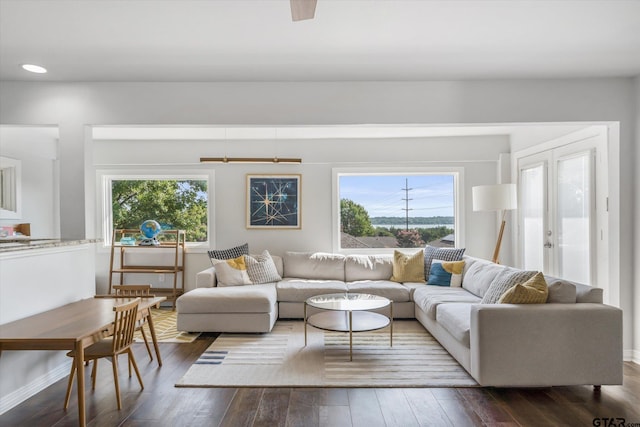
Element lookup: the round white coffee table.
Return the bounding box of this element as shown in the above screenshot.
[304,293,393,361]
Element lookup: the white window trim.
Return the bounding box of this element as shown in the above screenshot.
[96,169,214,251]
[332,167,465,254]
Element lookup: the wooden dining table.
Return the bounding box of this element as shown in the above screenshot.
[0,296,165,427]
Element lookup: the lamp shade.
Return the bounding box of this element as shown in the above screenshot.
[472,184,517,212]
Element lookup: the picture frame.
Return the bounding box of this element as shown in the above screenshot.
[246,174,301,229]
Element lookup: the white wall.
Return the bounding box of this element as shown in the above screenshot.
[0,127,59,238]
[92,135,508,293]
[0,78,635,358]
[0,244,96,414]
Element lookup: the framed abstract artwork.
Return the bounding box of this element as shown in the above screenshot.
[246,174,301,229]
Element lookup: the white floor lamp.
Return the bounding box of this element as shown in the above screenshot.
[472,183,518,264]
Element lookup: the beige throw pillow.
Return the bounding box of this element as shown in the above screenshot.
[499,272,549,304]
[390,250,425,283]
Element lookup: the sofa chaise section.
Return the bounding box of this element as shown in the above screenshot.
[176,283,277,333]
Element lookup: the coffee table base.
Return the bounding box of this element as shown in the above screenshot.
[304,308,393,361]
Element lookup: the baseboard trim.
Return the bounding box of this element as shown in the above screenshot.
[0,360,71,415]
[625,349,640,365]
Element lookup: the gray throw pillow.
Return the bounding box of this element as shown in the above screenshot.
[208,243,249,266]
[244,250,282,284]
[481,268,537,304]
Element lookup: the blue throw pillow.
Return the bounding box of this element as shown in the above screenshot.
[427,260,465,287]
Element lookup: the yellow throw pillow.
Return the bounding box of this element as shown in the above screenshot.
[390,250,425,283]
[498,272,548,304]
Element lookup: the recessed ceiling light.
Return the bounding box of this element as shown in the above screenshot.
[21,64,47,74]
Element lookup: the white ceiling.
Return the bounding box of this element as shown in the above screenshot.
[1,0,639,82]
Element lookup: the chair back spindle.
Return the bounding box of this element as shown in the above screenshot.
[111,298,140,353]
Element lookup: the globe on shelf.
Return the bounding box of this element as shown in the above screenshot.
[139,220,162,246]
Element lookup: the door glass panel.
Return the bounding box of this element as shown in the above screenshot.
[520,164,545,271]
[556,153,591,284]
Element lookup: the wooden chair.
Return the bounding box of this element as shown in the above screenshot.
[64,298,143,410]
[112,284,155,361]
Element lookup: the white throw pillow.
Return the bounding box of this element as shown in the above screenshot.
[212,255,252,286]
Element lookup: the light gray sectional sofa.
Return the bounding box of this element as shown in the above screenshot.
[176,251,623,387]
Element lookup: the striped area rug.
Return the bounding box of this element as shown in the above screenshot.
[176,320,477,387]
[135,308,200,344]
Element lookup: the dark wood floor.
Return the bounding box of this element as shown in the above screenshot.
[2,333,639,427]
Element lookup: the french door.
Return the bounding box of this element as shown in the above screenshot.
[517,131,607,287]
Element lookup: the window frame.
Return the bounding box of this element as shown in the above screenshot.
[332,167,464,254]
[97,169,214,250]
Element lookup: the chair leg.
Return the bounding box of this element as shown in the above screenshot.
[128,348,144,390]
[140,326,153,361]
[91,359,98,390]
[111,355,122,410]
[63,359,76,410]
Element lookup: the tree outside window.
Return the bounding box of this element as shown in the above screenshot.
[111,179,208,242]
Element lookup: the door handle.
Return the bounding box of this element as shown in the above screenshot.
[544,242,553,248]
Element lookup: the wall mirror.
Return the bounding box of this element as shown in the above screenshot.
[0,156,22,219]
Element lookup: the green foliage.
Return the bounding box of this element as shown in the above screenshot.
[418,226,454,244]
[374,227,395,237]
[396,229,425,248]
[112,180,208,242]
[340,198,375,237]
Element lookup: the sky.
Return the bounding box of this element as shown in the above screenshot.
[339,174,455,218]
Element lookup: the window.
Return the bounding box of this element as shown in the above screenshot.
[335,170,461,251]
[101,173,210,245]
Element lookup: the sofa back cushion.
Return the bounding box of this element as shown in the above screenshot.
[575,282,603,303]
[544,276,577,303]
[283,252,346,281]
[461,256,505,297]
[345,254,393,282]
[543,275,602,303]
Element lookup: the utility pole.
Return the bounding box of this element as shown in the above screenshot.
[401,178,413,231]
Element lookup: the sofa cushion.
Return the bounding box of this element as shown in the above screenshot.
[346,280,411,302]
[424,245,465,278]
[208,243,249,265]
[481,268,537,304]
[390,250,425,283]
[177,284,276,314]
[413,286,481,320]
[461,256,505,297]
[276,278,348,302]
[575,282,603,303]
[211,256,252,286]
[244,250,282,284]
[436,303,472,347]
[345,254,393,282]
[427,260,465,287]
[545,276,577,303]
[498,272,548,304]
[284,252,346,281]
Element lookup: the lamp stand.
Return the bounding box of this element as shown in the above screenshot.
[492,210,507,264]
